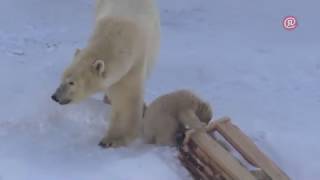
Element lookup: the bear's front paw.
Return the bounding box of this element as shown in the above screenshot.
[98,136,128,148]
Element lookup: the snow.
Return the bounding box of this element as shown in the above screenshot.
[0,0,319,179]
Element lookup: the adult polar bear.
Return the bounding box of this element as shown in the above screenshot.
[51,0,160,148]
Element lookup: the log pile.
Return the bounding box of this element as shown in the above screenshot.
[177,117,290,180]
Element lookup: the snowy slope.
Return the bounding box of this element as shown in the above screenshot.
[0,0,319,179]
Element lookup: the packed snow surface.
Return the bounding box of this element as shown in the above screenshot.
[0,0,319,179]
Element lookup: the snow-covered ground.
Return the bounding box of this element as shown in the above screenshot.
[0,0,319,179]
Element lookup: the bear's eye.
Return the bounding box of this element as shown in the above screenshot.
[69,81,75,85]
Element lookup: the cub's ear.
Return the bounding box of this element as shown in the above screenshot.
[92,60,105,77]
[74,48,81,56]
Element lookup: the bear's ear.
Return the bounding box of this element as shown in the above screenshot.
[92,60,105,77]
[74,48,81,57]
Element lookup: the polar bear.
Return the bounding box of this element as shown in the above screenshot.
[51,0,160,148]
[141,90,212,146]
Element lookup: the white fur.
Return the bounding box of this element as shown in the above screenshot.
[59,0,160,147]
[141,90,213,146]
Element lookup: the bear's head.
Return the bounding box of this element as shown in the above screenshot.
[51,48,106,105]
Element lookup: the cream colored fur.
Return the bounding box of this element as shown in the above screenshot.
[52,0,160,148]
[141,90,213,146]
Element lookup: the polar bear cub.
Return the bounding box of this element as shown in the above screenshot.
[141,90,213,146]
[51,0,160,148]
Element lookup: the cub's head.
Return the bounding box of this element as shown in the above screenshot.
[51,49,106,105]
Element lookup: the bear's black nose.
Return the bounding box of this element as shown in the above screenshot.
[51,94,59,102]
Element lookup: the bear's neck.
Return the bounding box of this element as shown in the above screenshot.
[82,39,112,63]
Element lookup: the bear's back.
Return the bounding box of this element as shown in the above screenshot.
[96,0,159,23]
[95,0,160,80]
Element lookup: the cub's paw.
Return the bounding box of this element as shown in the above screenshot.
[98,136,128,148]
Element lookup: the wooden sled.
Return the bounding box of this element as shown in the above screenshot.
[177,117,290,180]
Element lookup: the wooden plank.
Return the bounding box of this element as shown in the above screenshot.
[179,153,209,180]
[191,132,256,180]
[206,117,230,132]
[194,148,233,180]
[179,144,217,180]
[214,119,290,180]
[188,139,232,180]
[207,117,258,166]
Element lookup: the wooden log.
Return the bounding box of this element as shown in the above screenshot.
[178,139,229,180]
[179,146,213,180]
[189,131,257,180]
[191,142,232,180]
[206,117,230,133]
[187,140,227,179]
[179,116,290,180]
[210,118,290,180]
